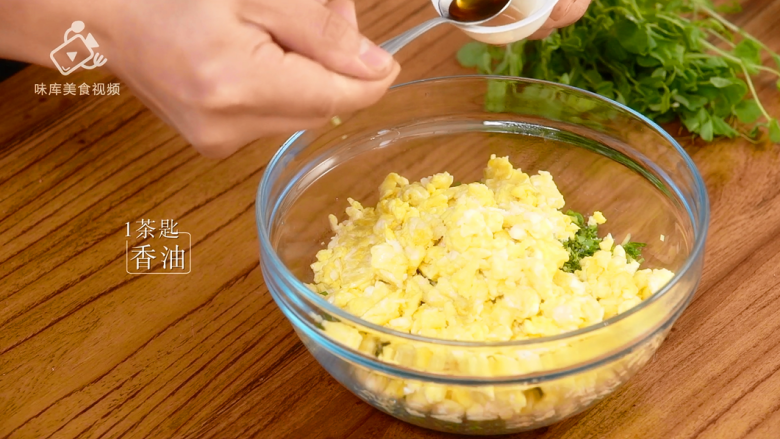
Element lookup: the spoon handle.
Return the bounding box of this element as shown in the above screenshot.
[379,17,450,55]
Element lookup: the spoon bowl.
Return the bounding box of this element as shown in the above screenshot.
[439,0,513,24]
[436,0,561,45]
[379,0,511,55]
[437,0,512,23]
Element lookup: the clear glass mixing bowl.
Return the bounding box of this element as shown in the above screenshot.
[256,76,709,435]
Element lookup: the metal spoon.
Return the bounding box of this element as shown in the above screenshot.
[379,0,512,55]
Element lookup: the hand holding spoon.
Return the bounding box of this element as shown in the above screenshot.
[380,0,512,55]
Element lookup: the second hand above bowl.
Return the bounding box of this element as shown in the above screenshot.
[379,0,512,54]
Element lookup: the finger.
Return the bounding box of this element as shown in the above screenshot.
[186,114,332,159]
[529,0,590,39]
[549,0,575,21]
[550,0,591,28]
[241,0,394,81]
[327,0,358,28]
[269,49,400,119]
[193,39,398,120]
[527,27,554,40]
[225,40,398,120]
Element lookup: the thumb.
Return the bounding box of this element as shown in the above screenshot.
[243,0,396,80]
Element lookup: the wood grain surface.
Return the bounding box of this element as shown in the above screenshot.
[1,1,780,438]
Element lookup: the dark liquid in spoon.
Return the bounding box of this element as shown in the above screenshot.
[448,0,509,22]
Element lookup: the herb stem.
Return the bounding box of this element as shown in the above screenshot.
[755,66,780,78]
[597,55,640,86]
[701,40,744,65]
[626,0,644,20]
[739,62,773,122]
[689,47,780,77]
[646,23,676,38]
[699,4,780,57]
[699,40,772,121]
[706,28,735,48]
[698,5,740,33]
[738,132,760,144]
[655,12,687,29]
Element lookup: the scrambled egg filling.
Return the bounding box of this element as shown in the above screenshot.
[309,155,674,343]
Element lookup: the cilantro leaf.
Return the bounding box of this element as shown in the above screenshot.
[457,41,489,68]
[733,39,762,66]
[711,115,739,138]
[770,119,780,144]
[622,242,647,263]
[560,210,647,273]
[561,211,601,273]
[734,99,762,124]
[566,211,585,227]
[374,341,390,357]
[709,77,736,88]
[615,19,654,55]
[700,117,714,142]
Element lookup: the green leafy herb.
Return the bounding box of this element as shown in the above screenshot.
[715,0,742,14]
[374,341,390,357]
[457,41,488,68]
[561,210,646,273]
[734,99,762,124]
[622,242,647,263]
[456,0,780,144]
[770,119,780,143]
[561,211,601,273]
[321,313,339,322]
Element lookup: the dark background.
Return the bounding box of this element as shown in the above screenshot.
[0,59,27,81]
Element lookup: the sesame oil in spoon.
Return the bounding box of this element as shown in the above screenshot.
[447,0,513,23]
[379,0,512,54]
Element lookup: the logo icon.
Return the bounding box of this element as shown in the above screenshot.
[50,21,107,76]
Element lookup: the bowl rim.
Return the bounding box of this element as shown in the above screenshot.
[256,75,710,349]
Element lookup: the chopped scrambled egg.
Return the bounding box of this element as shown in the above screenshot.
[309,155,673,341]
[307,155,675,426]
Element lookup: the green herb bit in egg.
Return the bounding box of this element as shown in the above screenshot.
[562,210,646,273]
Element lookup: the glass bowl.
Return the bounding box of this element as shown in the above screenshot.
[256,76,709,435]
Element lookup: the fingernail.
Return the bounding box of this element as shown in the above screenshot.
[360,38,393,72]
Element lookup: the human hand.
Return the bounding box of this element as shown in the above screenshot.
[98,0,400,158]
[528,0,591,40]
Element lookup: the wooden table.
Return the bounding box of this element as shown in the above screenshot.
[1,1,780,438]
